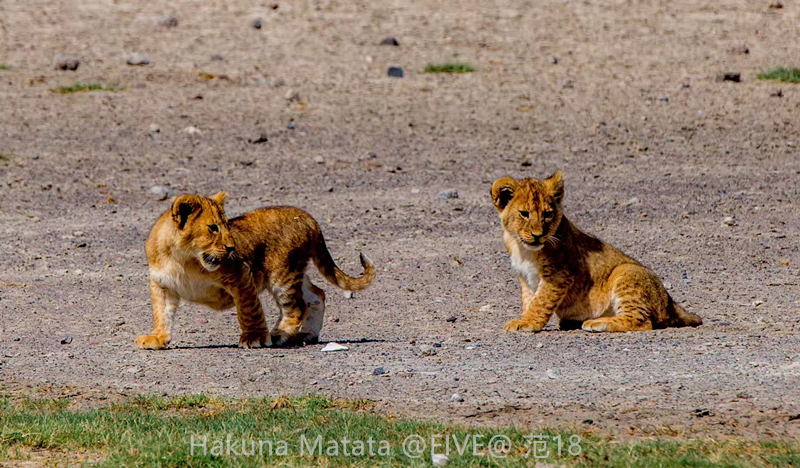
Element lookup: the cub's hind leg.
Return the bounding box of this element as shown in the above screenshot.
[582,264,664,333]
[296,278,326,345]
[268,272,309,347]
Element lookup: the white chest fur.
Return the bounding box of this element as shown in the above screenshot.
[504,231,540,290]
[150,258,219,302]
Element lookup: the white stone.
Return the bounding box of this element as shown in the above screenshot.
[321,342,349,352]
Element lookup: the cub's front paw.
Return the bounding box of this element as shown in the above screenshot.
[239,331,271,349]
[135,335,169,350]
[270,330,300,348]
[504,319,540,332]
[581,319,609,332]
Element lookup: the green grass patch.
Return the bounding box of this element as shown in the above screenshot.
[0,154,9,161]
[424,62,476,74]
[756,67,800,83]
[0,64,13,71]
[0,393,797,467]
[50,82,121,94]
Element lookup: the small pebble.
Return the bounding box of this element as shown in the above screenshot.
[313,155,325,164]
[181,126,202,135]
[718,72,741,83]
[411,188,421,194]
[372,367,388,376]
[52,55,80,71]
[287,122,295,130]
[548,55,558,64]
[722,216,735,226]
[248,133,268,144]
[387,66,404,78]
[432,454,450,466]
[380,37,399,46]
[211,54,224,61]
[343,291,353,299]
[285,89,301,101]
[149,123,160,133]
[251,19,262,29]
[446,316,457,323]
[321,342,348,352]
[60,334,73,345]
[546,368,559,379]
[582,419,594,424]
[450,393,464,402]
[437,189,459,200]
[150,186,170,201]
[419,345,437,356]
[752,300,764,308]
[126,53,150,66]
[156,16,179,28]
[13,337,21,342]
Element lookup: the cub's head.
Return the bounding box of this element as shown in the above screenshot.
[491,172,565,251]
[170,192,234,271]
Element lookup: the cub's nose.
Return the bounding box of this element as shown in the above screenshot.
[225,246,235,254]
[531,234,543,243]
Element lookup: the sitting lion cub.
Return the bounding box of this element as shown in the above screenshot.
[491,172,701,333]
[135,192,375,350]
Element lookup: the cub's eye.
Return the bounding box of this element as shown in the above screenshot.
[519,211,529,219]
[543,211,554,220]
[208,224,219,233]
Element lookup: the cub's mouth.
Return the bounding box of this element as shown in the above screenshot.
[521,239,545,251]
[201,253,222,270]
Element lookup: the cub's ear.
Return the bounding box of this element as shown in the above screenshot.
[210,191,228,206]
[544,171,564,203]
[491,177,518,212]
[171,195,202,229]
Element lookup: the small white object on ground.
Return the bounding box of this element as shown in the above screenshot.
[321,342,348,352]
[450,393,464,402]
[546,368,559,379]
[432,453,450,466]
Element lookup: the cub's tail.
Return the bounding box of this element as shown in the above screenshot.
[666,297,702,328]
[312,235,375,291]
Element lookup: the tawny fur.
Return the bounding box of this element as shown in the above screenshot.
[491,172,702,333]
[135,192,375,350]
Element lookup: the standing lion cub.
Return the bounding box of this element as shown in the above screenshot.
[491,172,701,333]
[135,192,375,350]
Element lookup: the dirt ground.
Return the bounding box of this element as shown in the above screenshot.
[0,0,798,441]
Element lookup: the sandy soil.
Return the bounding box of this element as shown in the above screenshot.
[1,0,798,440]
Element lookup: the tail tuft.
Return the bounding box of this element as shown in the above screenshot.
[669,300,702,328]
[313,236,376,291]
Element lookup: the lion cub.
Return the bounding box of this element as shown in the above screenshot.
[491,172,701,333]
[135,192,375,350]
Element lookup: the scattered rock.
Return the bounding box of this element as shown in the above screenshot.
[287,122,295,130]
[437,189,458,200]
[446,316,457,323]
[449,393,464,402]
[149,123,160,133]
[546,368,559,380]
[769,2,783,9]
[419,345,437,356]
[248,133,268,144]
[535,342,544,349]
[126,53,150,66]
[150,186,170,201]
[313,155,325,164]
[52,55,80,71]
[30,154,40,160]
[693,408,713,418]
[13,337,21,342]
[548,55,558,64]
[239,160,254,166]
[625,197,640,206]
[433,342,442,348]
[789,414,800,422]
[321,342,348,352]
[156,16,179,28]
[730,45,749,55]
[752,300,764,308]
[432,454,450,466]
[60,334,73,345]
[181,126,202,135]
[717,72,740,83]
[387,66,404,78]
[582,419,594,424]
[561,79,573,88]
[479,304,491,312]
[211,54,224,61]
[343,291,353,299]
[411,188,421,194]
[372,367,388,376]
[285,89,301,102]
[722,216,735,226]
[251,19,263,29]
[380,37,400,46]
[330,317,340,323]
